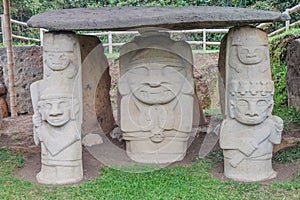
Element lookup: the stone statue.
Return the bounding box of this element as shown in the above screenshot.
[118,30,194,163]
[219,26,283,182]
[30,33,83,184]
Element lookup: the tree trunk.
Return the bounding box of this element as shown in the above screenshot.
[3,0,17,117]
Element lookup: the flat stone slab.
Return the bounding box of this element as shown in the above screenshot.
[27,6,289,31]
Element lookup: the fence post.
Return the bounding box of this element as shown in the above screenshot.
[1,15,6,45]
[108,31,113,54]
[203,29,206,51]
[285,9,290,31]
[39,28,44,46]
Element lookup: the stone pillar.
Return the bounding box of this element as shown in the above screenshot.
[30,32,83,184]
[287,39,300,111]
[118,30,194,163]
[78,35,115,138]
[219,26,283,182]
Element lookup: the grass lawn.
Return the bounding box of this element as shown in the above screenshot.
[0,148,299,199]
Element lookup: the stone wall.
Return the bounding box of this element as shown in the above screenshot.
[0,46,43,115]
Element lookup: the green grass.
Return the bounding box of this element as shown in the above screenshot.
[274,145,300,164]
[0,148,299,199]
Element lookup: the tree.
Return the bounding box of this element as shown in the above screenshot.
[3,0,17,117]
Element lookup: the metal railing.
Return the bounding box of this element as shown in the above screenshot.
[0,4,299,52]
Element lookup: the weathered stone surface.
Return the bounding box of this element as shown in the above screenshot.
[287,39,300,111]
[31,33,83,185]
[217,35,227,118]
[219,26,283,182]
[194,52,220,110]
[0,46,43,114]
[273,135,300,153]
[27,6,289,31]
[82,133,103,147]
[0,82,6,96]
[78,35,115,136]
[0,97,8,118]
[118,30,194,163]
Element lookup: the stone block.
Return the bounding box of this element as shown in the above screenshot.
[27,6,288,31]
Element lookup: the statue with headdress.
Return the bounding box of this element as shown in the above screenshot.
[219,26,283,182]
[30,33,83,184]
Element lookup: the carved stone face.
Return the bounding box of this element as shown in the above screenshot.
[39,97,73,126]
[231,96,273,125]
[45,52,71,71]
[126,62,187,104]
[237,46,266,65]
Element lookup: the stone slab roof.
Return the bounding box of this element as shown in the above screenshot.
[27,6,289,31]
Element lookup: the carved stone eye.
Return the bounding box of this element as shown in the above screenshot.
[240,48,249,54]
[237,99,248,107]
[256,100,268,107]
[129,67,148,75]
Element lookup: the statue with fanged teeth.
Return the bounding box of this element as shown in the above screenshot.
[118,30,194,163]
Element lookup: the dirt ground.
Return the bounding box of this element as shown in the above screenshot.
[0,114,298,185]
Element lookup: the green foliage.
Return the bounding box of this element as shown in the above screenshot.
[273,145,300,164]
[268,28,300,131]
[205,149,224,164]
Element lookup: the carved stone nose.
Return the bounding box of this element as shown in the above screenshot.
[49,104,63,116]
[246,103,258,117]
[148,82,161,87]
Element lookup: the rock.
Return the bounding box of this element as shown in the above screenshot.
[193,52,219,109]
[0,97,8,118]
[273,136,300,153]
[287,39,300,111]
[0,46,43,114]
[95,67,116,134]
[0,82,6,96]
[82,134,104,147]
[110,126,122,141]
[217,35,227,118]
[27,6,288,31]
[79,35,116,136]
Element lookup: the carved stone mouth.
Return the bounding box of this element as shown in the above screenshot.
[140,90,173,98]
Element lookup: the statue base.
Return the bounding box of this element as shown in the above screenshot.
[224,157,277,182]
[36,163,83,185]
[125,137,189,163]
